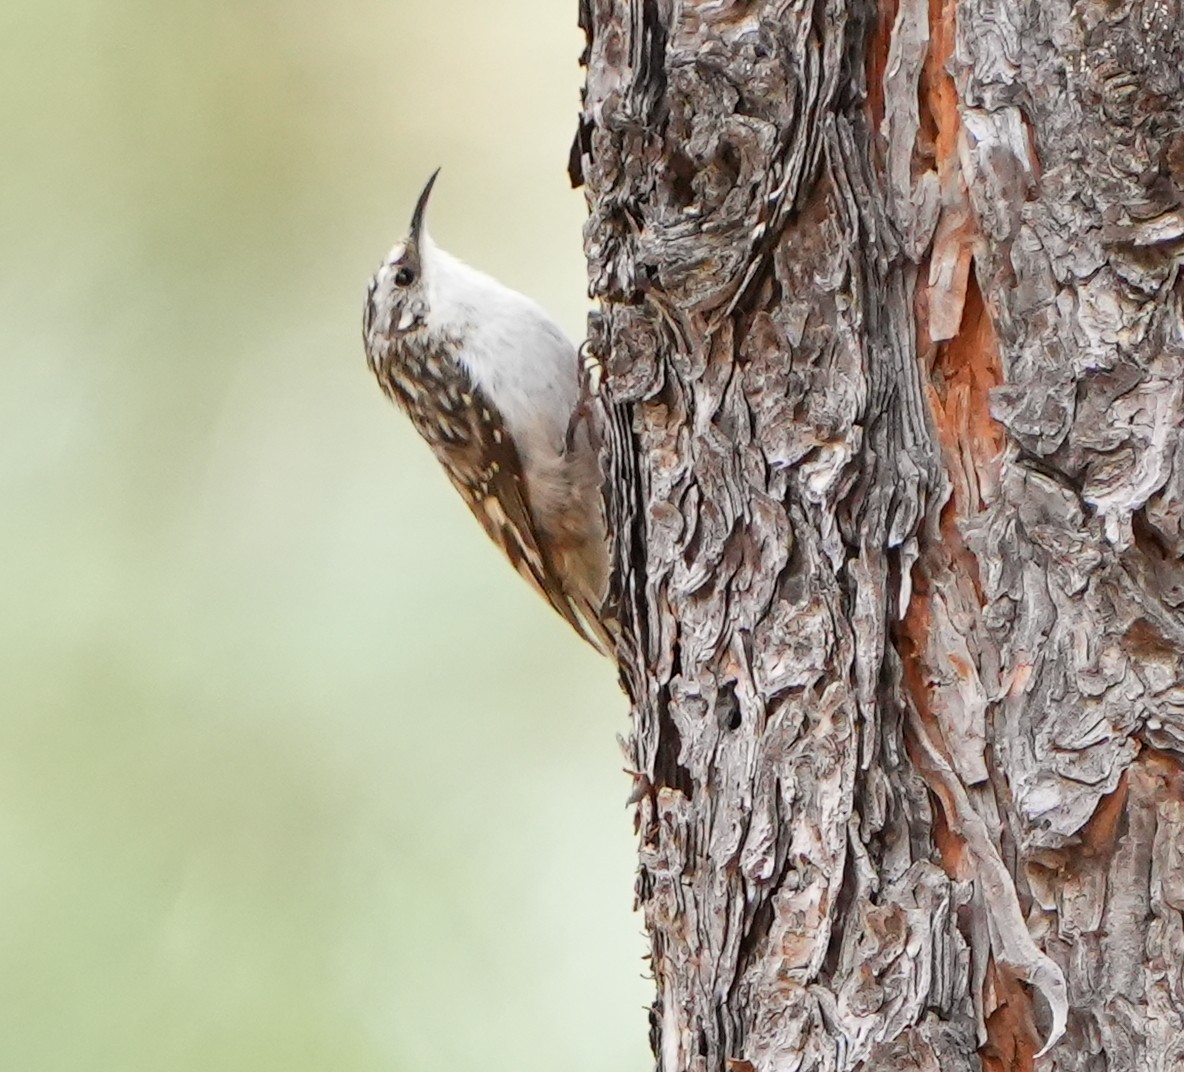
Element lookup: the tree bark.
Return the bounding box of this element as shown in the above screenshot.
[571,0,1184,1069]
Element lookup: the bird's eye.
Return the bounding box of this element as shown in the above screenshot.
[394,266,416,287]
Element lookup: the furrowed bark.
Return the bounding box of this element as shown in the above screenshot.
[571,0,1184,1069]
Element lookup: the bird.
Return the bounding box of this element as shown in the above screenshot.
[362,170,610,652]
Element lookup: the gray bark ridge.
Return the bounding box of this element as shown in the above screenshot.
[951,0,1184,1067]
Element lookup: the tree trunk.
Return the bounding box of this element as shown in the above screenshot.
[571,0,1184,1069]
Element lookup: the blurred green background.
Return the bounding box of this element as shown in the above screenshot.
[0,1,646,1069]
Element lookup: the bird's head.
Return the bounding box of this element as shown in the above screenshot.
[364,169,440,344]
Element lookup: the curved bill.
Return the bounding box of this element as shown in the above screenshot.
[408,168,441,243]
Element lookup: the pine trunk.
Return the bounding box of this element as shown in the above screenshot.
[571,0,1184,1069]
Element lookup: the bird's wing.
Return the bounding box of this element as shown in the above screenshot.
[441,400,608,653]
[370,343,608,653]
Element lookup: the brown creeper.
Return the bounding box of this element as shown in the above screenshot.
[362,171,609,651]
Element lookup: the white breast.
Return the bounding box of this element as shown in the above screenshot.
[421,238,580,454]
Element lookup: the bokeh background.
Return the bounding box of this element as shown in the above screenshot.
[0,2,647,1069]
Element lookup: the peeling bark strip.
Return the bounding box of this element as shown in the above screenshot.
[573,0,1184,1070]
